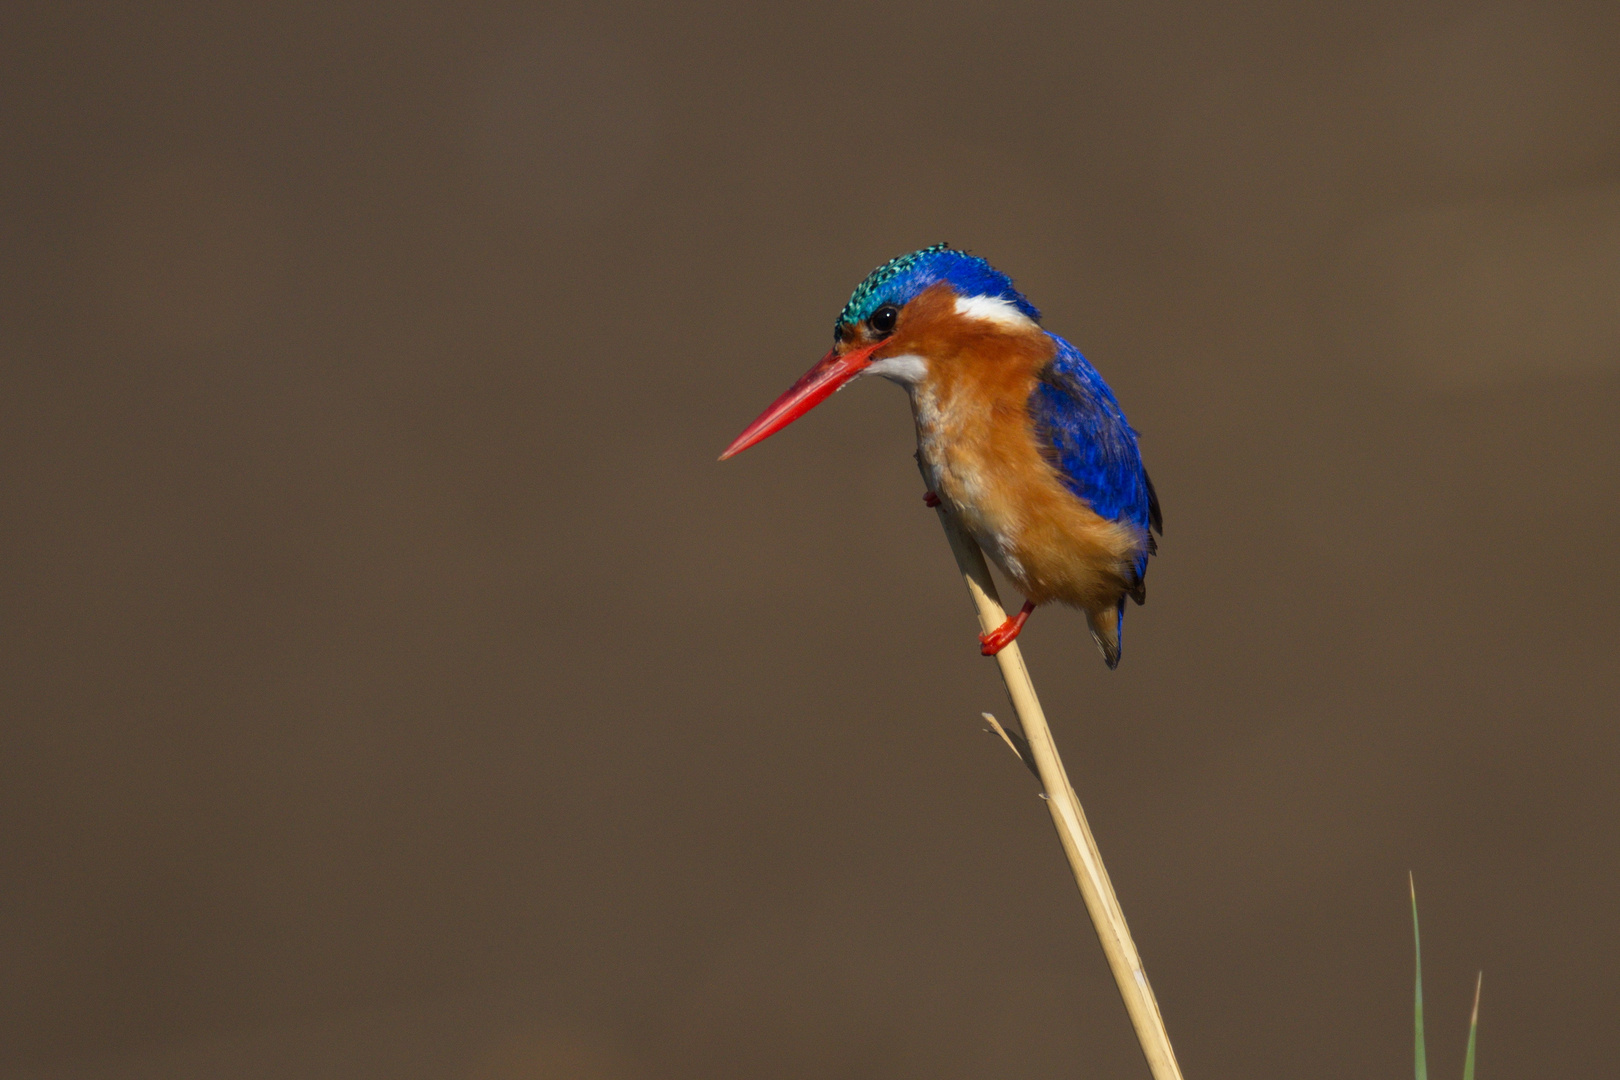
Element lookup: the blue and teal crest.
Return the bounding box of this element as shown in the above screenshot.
[836,244,1042,329]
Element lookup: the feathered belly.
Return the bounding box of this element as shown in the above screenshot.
[914,395,1142,612]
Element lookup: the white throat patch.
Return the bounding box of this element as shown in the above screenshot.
[953,294,1036,330]
[864,353,929,385]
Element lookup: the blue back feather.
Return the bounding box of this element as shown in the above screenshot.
[1030,334,1158,573]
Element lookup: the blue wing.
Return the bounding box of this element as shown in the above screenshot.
[1029,333,1162,581]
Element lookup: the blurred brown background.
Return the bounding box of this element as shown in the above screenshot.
[3,1,1618,1077]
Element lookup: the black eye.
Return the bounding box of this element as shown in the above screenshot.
[868,304,899,336]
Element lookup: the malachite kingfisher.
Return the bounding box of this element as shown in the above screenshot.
[721,245,1162,668]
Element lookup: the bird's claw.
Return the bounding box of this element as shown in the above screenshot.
[923,491,941,508]
[978,600,1036,656]
[979,625,1018,656]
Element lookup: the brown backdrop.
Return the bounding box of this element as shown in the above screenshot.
[4,2,1618,1077]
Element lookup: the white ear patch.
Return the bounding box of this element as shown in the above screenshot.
[864,353,929,385]
[953,294,1036,330]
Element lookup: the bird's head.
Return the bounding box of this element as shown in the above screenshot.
[720,244,1042,459]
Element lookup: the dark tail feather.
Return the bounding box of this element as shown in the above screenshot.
[1144,469,1163,535]
[1087,600,1125,669]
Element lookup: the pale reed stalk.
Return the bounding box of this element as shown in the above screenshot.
[925,472,1184,1080]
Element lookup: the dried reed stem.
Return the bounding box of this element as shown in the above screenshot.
[926,478,1184,1080]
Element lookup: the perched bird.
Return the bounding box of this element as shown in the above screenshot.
[721,245,1161,668]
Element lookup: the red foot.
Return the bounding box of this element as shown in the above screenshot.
[979,600,1036,656]
[923,491,941,508]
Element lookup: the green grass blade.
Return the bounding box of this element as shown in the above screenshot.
[1463,971,1481,1080]
[1411,874,1427,1080]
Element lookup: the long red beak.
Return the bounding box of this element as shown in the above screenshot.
[719,340,886,460]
